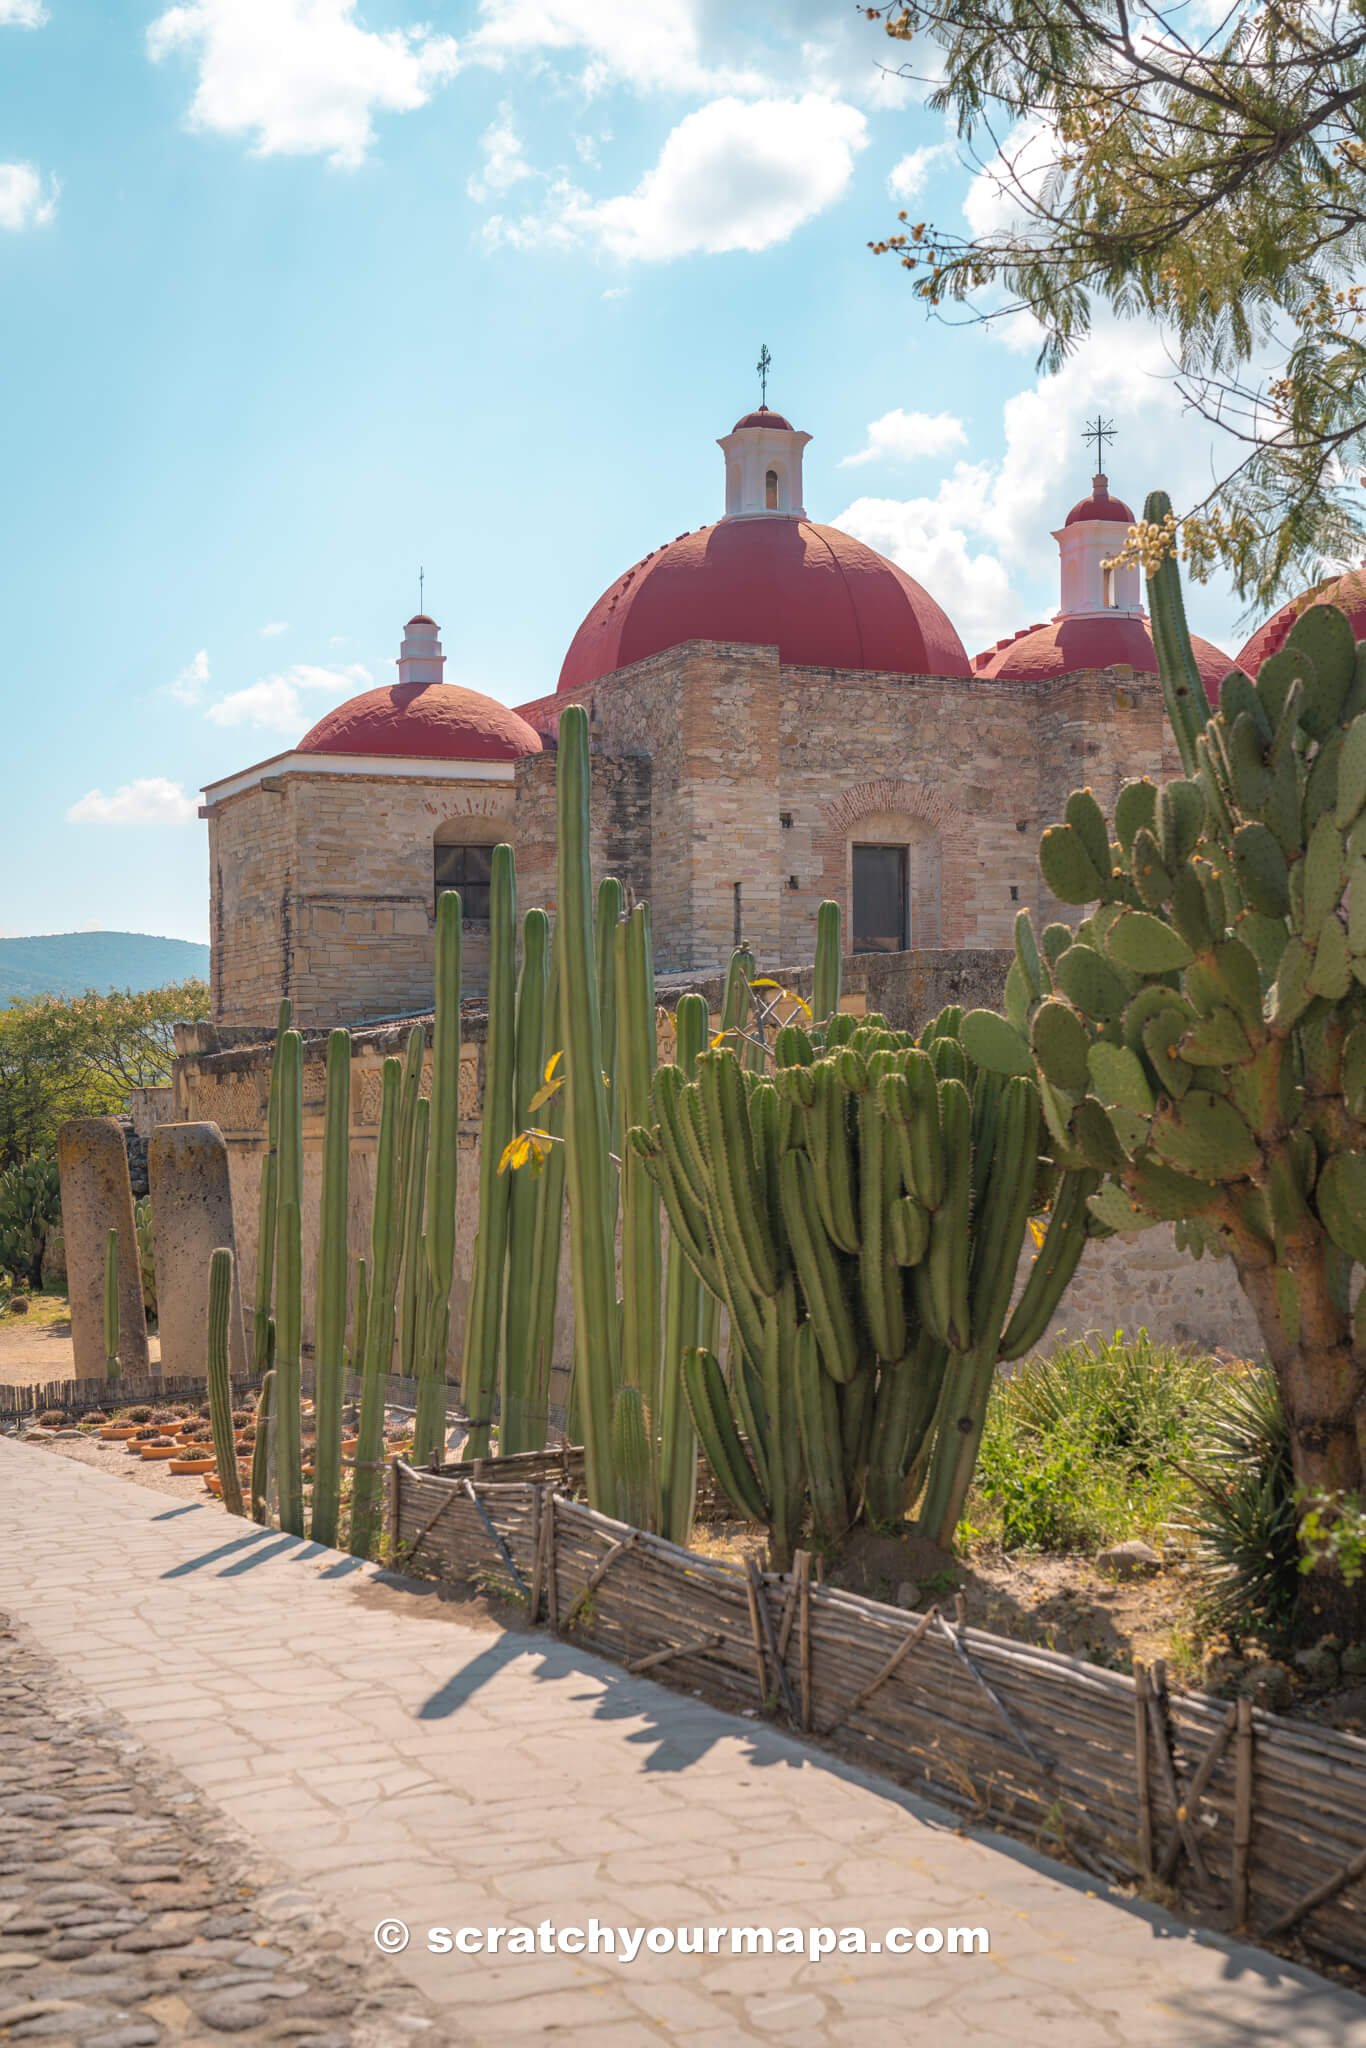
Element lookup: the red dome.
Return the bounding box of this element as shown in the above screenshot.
[732,408,794,430]
[1064,484,1135,526]
[973,612,1235,702]
[297,682,543,763]
[1236,566,1366,674]
[558,518,970,693]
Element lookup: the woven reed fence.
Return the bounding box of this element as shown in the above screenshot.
[393,1460,1366,1971]
[0,1365,455,1421]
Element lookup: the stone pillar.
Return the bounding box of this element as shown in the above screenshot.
[56,1117,149,1380]
[148,1121,248,1379]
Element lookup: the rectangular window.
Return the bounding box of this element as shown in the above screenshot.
[852,843,908,954]
[434,842,494,920]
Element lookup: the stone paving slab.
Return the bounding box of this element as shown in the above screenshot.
[2,1437,1365,2046]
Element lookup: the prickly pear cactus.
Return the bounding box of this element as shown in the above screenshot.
[966,494,1366,1637]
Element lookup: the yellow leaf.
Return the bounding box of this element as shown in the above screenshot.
[1028,1216,1046,1249]
[527,1073,563,1112]
[710,1031,728,1049]
[543,1049,563,1083]
[498,1133,532,1176]
[751,978,782,989]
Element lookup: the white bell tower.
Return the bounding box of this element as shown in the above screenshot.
[1053,473,1143,620]
[717,407,811,521]
[397,613,446,687]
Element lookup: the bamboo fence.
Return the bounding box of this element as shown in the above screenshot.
[393,1460,1366,1972]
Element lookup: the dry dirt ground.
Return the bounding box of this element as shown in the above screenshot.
[0,1296,160,1389]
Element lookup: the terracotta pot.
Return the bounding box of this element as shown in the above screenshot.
[341,1438,359,1456]
[139,1443,182,1461]
[169,1455,216,1475]
[101,1425,138,1441]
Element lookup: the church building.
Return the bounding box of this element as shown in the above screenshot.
[201,400,1241,1029]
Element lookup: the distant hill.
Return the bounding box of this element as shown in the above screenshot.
[0,932,210,1004]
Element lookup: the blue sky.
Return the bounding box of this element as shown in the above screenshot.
[1,0,1257,946]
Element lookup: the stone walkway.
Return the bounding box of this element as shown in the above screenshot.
[2,1438,1364,2047]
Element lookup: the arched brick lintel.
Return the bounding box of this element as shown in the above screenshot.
[821,778,958,837]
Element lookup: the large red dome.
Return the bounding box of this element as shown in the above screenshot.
[557,517,970,694]
[973,613,1236,702]
[297,682,542,763]
[1237,566,1366,675]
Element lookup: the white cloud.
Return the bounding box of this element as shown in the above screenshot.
[468,0,761,98]
[601,285,630,301]
[840,408,967,470]
[838,473,1021,656]
[0,1,48,26]
[68,778,198,826]
[467,105,532,203]
[0,162,57,230]
[963,116,1060,241]
[259,620,289,637]
[493,95,867,262]
[205,661,371,733]
[887,142,951,203]
[165,647,210,704]
[146,0,460,169]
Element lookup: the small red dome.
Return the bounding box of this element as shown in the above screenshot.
[732,408,794,431]
[1064,482,1135,526]
[558,518,970,692]
[406,613,437,626]
[973,613,1235,702]
[297,683,542,763]
[1236,566,1366,674]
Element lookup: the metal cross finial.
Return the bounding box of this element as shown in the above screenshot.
[757,343,771,407]
[419,565,425,613]
[1083,414,1115,471]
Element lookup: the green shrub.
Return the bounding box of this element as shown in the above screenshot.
[970,1331,1227,1554]
[1181,1366,1299,1645]
[0,1155,60,1291]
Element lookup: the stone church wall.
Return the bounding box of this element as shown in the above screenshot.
[206,769,516,1029]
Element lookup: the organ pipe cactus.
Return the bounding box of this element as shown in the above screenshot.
[206,1246,244,1517]
[461,844,517,1458]
[501,907,549,1454]
[557,705,621,1509]
[250,1366,275,1525]
[632,997,1095,1559]
[350,1056,402,1557]
[812,899,842,1027]
[658,992,709,1543]
[522,938,568,1457]
[103,1226,119,1380]
[252,998,291,1375]
[966,498,1366,1637]
[273,1029,305,1538]
[616,905,661,1475]
[417,888,462,1465]
[311,1028,350,1547]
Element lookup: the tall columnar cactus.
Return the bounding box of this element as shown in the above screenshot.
[253,997,291,1374]
[417,887,462,1466]
[398,1097,431,1383]
[273,1028,305,1538]
[969,504,1366,1637]
[350,1056,402,1557]
[310,1029,351,1547]
[207,1246,244,1517]
[557,705,622,1509]
[658,991,709,1543]
[615,904,662,1500]
[103,1226,119,1379]
[523,937,568,1457]
[631,996,1094,1561]
[812,899,842,1027]
[501,907,549,1454]
[250,1366,275,1525]
[461,844,517,1458]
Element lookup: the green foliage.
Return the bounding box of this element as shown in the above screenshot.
[0,980,209,1167]
[206,1246,244,1518]
[1300,1493,1366,1591]
[0,1154,59,1290]
[134,1196,156,1319]
[1182,1366,1300,1644]
[973,1333,1224,1553]
[867,2,1366,605]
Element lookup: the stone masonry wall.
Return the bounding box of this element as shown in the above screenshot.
[208,770,515,1028]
